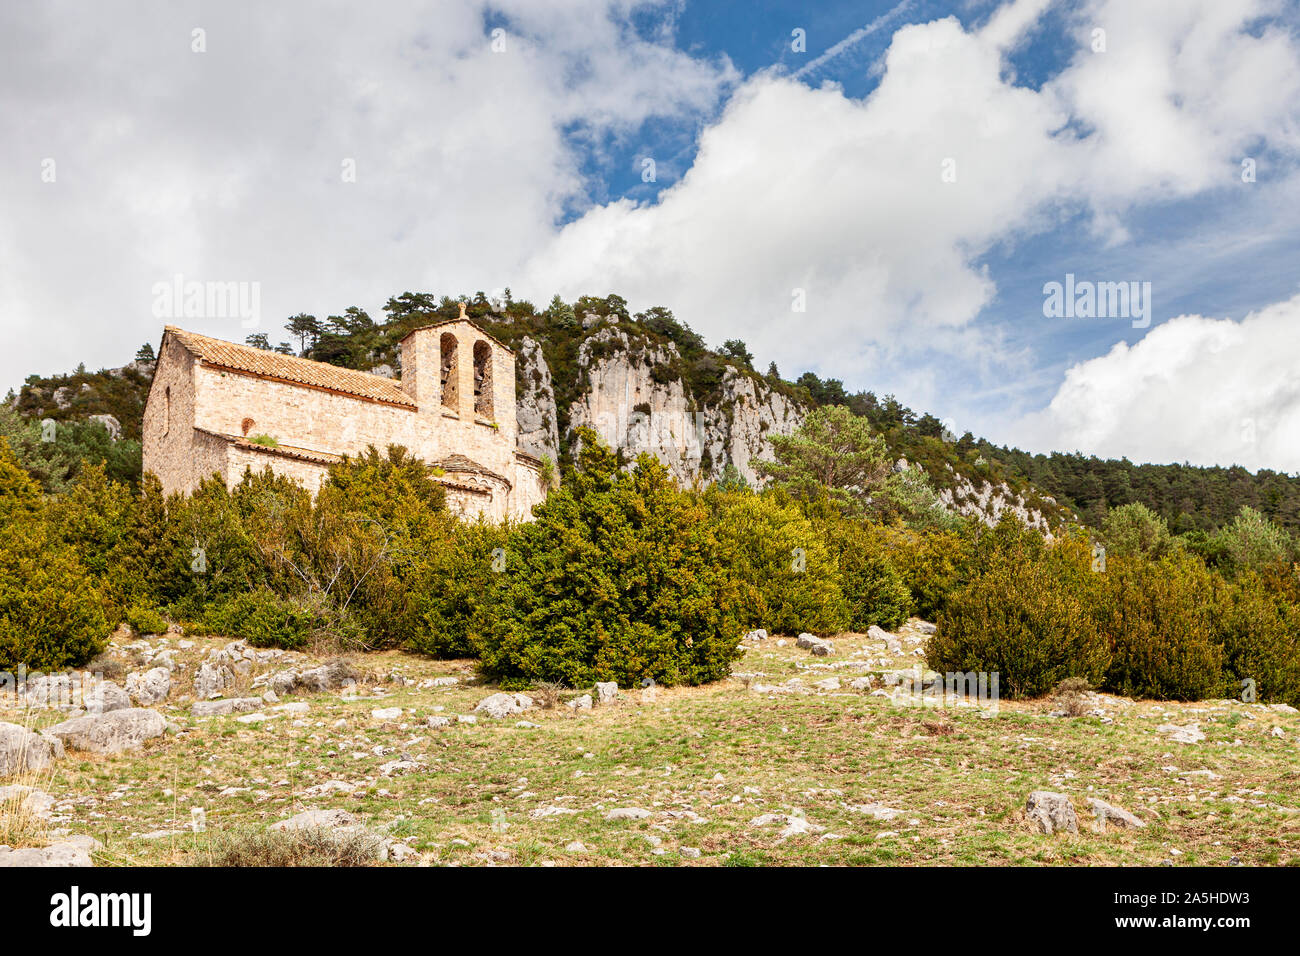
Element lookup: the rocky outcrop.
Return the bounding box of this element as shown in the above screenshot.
[936,466,1054,533]
[515,336,561,464]
[46,708,167,755]
[553,327,804,485]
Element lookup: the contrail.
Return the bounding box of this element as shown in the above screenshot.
[792,0,916,79]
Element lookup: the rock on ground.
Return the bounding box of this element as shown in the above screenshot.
[46,708,167,755]
[1158,723,1206,744]
[796,633,834,656]
[0,722,65,776]
[192,698,263,717]
[83,680,132,715]
[0,785,55,818]
[1087,798,1146,831]
[125,668,172,706]
[595,682,618,705]
[0,835,99,867]
[1026,791,1079,835]
[473,693,534,719]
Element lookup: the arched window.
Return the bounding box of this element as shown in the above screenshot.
[440,333,459,414]
[473,340,493,419]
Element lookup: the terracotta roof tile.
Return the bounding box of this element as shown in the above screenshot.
[166,326,414,407]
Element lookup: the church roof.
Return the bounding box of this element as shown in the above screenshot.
[397,317,514,355]
[165,326,415,408]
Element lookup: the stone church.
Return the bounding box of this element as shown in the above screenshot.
[141,310,548,521]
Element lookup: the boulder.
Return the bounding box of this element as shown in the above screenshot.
[370,707,403,721]
[1026,791,1079,835]
[914,620,938,635]
[796,633,834,656]
[605,807,651,821]
[83,680,131,715]
[0,835,99,867]
[192,697,263,717]
[193,662,233,700]
[46,709,167,755]
[295,658,356,693]
[0,722,65,776]
[473,693,534,719]
[125,668,171,706]
[0,785,55,818]
[594,682,618,705]
[1087,798,1146,832]
[567,694,593,711]
[1158,723,1206,744]
[743,629,768,642]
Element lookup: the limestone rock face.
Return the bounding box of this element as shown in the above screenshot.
[936,466,1054,534]
[46,708,167,755]
[556,327,804,486]
[515,336,560,464]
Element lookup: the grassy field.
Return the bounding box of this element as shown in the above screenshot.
[5,621,1298,867]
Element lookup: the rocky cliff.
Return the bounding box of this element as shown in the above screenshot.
[518,324,805,486]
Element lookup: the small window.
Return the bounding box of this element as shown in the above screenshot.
[163,386,171,435]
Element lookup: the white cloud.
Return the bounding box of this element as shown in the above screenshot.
[1017,294,1300,471]
[3,0,1300,471]
[0,0,734,386]
[517,0,1300,446]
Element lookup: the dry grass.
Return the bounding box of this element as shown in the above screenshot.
[5,622,1298,867]
[203,827,384,867]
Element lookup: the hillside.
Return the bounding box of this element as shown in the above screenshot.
[9,289,1300,532]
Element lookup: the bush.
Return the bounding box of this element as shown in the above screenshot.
[1213,506,1296,577]
[1096,552,1228,701]
[1102,503,1175,559]
[819,517,912,630]
[1217,572,1300,707]
[0,513,108,671]
[476,432,745,688]
[124,605,168,636]
[203,589,318,650]
[928,537,1109,698]
[707,489,848,635]
[882,525,978,622]
[408,519,510,658]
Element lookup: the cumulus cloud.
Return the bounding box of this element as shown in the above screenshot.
[3,0,1300,471]
[518,0,1300,435]
[0,0,735,386]
[1016,294,1300,471]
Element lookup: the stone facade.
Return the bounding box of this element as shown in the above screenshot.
[142,318,546,522]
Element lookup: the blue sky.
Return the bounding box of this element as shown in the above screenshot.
[4,0,1300,470]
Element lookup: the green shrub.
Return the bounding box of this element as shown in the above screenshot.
[1213,506,1296,577]
[1216,571,1300,707]
[819,518,912,630]
[0,513,108,671]
[883,525,978,622]
[928,538,1109,698]
[203,589,317,650]
[408,518,510,658]
[476,432,745,688]
[707,489,848,635]
[1102,503,1176,559]
[1096,552,1228,701]
[124,605,168,636]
